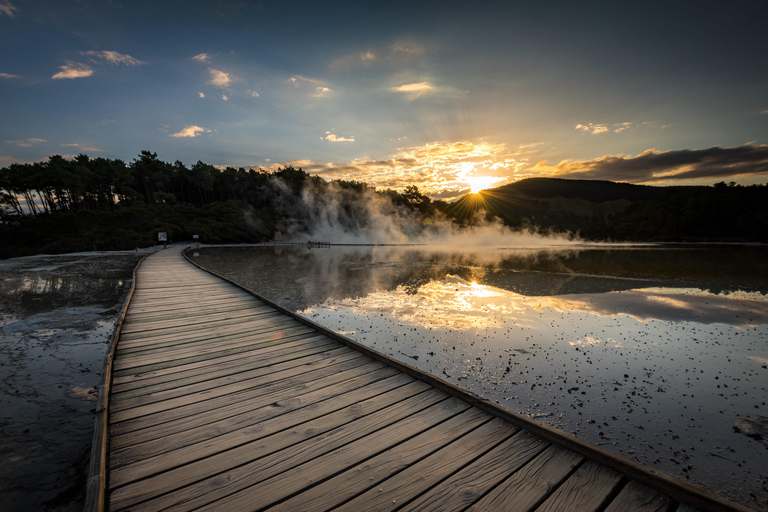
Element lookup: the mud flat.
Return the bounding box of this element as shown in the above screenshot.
[0,251,151,511]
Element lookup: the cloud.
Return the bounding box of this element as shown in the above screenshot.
[762,109,768,115]
[222,94,228,101]
[52,61,93,79]
[287,75,321,87]
[60,143,105,152]
[6,138,46,147]
[0,0,18,18]
[390,81,444,99]
[313,86,333,97]
[0,72,19,79]
[247,89,259,97]
[208,68,232,87]
[81,50,145,66]
[331,42,424,70]
[192,53,211,63]
[529,143,768,184]
[576,122,635,134]
[391,81,433,94]
[575,123,609,134]
[266,140,533,201]
[323,132,354,142]
[198,92,205,98]
[170,125,210,138]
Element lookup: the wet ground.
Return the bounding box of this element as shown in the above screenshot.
[0,251,146,511]
[195,244,768,510]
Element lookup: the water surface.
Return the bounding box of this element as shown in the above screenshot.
[195,244,768,508]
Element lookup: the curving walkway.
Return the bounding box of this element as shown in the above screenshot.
[97,247,749,512]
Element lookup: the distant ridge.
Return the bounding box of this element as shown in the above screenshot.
[494,177,701,203]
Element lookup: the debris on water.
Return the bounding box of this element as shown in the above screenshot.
[733,416,768,449]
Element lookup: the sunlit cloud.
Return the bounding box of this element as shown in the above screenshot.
[60,143,105,153]
[247,89,259,97]
[0,72,19,79]
[331,42,424,70]
[6,138,46,147]
[529,143,768,184]
[576,122,635,134]
[81,50,145,66]
[0,0,18,18]
[208,68,232,87]
[170,125,210,138]
[391,81,434,99]
[222,94,229,101]
[198,92,205,98]
[575,123,609,134]
[762,109,768,115]
[323,132,354,142]
[269,140,533,200]
[52,61,93,79]
[313,86,333,97]
[192,53,211,63]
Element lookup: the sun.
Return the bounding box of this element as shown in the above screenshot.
[467,176,501,194]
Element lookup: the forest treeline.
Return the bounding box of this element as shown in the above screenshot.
[1,152,767,258]
[0,151,445,258]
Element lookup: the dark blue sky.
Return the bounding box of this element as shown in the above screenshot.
[2,0,767,198]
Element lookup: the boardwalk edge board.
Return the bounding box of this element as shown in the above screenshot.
[183,245,753,512]
[85,253,150,512]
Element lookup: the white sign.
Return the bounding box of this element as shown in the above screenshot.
[192,234,199,240]
[158,232,167,242]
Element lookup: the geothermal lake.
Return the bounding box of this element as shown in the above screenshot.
[194,243,768,508]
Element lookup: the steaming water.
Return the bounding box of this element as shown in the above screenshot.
[193,244,768,508]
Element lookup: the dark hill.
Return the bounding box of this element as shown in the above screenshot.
[498,177,701,203]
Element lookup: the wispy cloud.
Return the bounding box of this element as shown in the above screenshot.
[6,138,46,147]
[0,72,19,79]
[313,86,333,97]
[287,75,332,97]
[208,68,232,87]
[0,0,19,18]
[331,42,424,69]
[287,75,321,87]
[391,81,435,99]
[762,109,768,115]
[576,122,635,134]
[81,50,145,66]
[170,125,210,138]
[323,132,354,142]
[52,61,93,79]
[192,53,211,63]
[60,143,105,152]
[529,143,768,184]
[247,89,259,97]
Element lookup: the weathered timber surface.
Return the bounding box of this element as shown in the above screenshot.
[95,247,752,512]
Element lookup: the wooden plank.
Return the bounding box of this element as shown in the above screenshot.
[264,406,497,512]
[111,338,341,402]
[185,396,472,512]
[282,415,514,512]
[122,301,259,324]
[111,344,349,393]
[114,313,290,351]
[120,307,276,336]
[110,352,374,423]
[110,389,455,511]
[465,444,584,512]
[113,332,332,377]
[604,480,674,512]
[535,460,624,512]
[111,340,341,394]
[114,324,316,368]
[115,316,299,356]
[398,430,549,512]
[110,370,414,467]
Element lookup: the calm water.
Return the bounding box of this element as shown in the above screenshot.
[0,253,139,511]
[194,244,768,508]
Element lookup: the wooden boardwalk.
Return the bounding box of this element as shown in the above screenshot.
[91,248,750,512]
